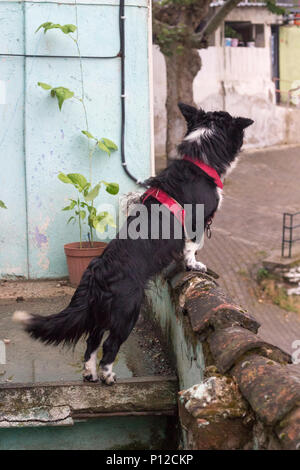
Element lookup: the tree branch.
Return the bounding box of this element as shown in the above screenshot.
[191,0,241,48]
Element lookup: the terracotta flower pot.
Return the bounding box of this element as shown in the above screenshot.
[64,241,107,287]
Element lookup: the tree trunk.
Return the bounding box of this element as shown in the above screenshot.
[165,48,201,161]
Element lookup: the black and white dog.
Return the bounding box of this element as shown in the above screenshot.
[13,103,253,385]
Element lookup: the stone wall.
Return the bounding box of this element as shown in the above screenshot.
[144,265,300,450]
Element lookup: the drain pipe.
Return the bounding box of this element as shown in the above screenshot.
[119,0,142,185]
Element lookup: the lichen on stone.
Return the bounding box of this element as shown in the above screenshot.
[179,375,248,421]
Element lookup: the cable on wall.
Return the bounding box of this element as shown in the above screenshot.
[119,0,141,185]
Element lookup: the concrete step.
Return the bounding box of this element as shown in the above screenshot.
[0,376,178,427]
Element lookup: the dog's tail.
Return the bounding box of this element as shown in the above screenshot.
[12,259,105,346]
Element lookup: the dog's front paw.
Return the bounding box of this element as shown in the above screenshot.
[187,261,207,273]
[100,371,117,386]
[83,372,99,383]
[83,365,98,383]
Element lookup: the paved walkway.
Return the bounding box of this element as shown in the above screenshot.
[201,145,300,357]
[158,145,300,357]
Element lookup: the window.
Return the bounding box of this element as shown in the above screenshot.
[224,21,265,47]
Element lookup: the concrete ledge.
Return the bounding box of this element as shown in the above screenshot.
[145,266,300,449]
[0,377,178,428]
[263,250,300,272]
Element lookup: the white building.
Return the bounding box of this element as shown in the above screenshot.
[154,2,300,157]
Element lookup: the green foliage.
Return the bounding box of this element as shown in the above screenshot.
[257,267,272,282]
[36,22,77,35]
[36,17,119,247]
[51,87,74,110]
[58,173,119,239]
[0,200,7,209]
[102,181,120,195]
[38,82,74,110]
[81,131,118,156]
[155,0,285,56]
[156,23,189,56]
[266,0,286,15]
[37,82,52,90]
[224,25,241,40]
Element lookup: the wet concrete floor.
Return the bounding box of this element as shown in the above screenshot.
[0,295,174,384]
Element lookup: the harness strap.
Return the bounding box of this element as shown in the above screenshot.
[142,188,185,227]
[142,156,222,236]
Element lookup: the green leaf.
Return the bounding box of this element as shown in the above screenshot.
[35,22,77,35]
[51,87,74,110]
[67,216,76,224]
[84,183,101,202]
[81,130,96,140]
[58,172,73,184]
[38,82,52,90]
[266,0,286,15]
[83,183,92,197]
[0,200,7,209]
[101,138,118,151]
[88,206,96,217]
[35,22,53,33]
[102,181,119,195]
[79,210,86,220]
[62,200,76,211]
[94,212,116,233]
[61,24,77,34]
[67,173,88,191]
[97,140,111,155]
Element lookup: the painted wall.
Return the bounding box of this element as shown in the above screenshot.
[0,415,172,450]
[0,0,152,279]
[280,25,300,101]
[143,276,205,391]
[153,7,300,157]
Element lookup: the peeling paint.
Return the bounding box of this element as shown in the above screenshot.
[34,227,47,248]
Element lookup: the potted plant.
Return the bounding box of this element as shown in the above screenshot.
[224,25,241,47]
[36,14,119,285]
[224,25,233,47]
[247,38,255,48]
[58,171,119,286]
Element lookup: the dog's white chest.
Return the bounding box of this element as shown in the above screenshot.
[216,187,223,210]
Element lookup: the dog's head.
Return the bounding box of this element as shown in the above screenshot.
[177,102,253,175]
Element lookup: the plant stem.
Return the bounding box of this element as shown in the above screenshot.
[73,0,94,246]
[78,198,82,249]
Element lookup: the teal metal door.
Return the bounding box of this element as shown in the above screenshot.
[0,0,152,279]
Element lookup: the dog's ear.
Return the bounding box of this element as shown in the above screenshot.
[235,117,254,130]
[178,102,198,123]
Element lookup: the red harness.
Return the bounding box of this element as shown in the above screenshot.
[142,187,185,226]
[142,157,222,233]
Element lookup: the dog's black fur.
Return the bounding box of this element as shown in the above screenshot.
[15,103,253,384]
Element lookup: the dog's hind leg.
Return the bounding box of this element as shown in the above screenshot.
[99,306,140,385]
[83,329,105,382]
[184,239,207,272]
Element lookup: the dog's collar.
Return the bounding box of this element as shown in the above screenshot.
[183,155,223,190]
